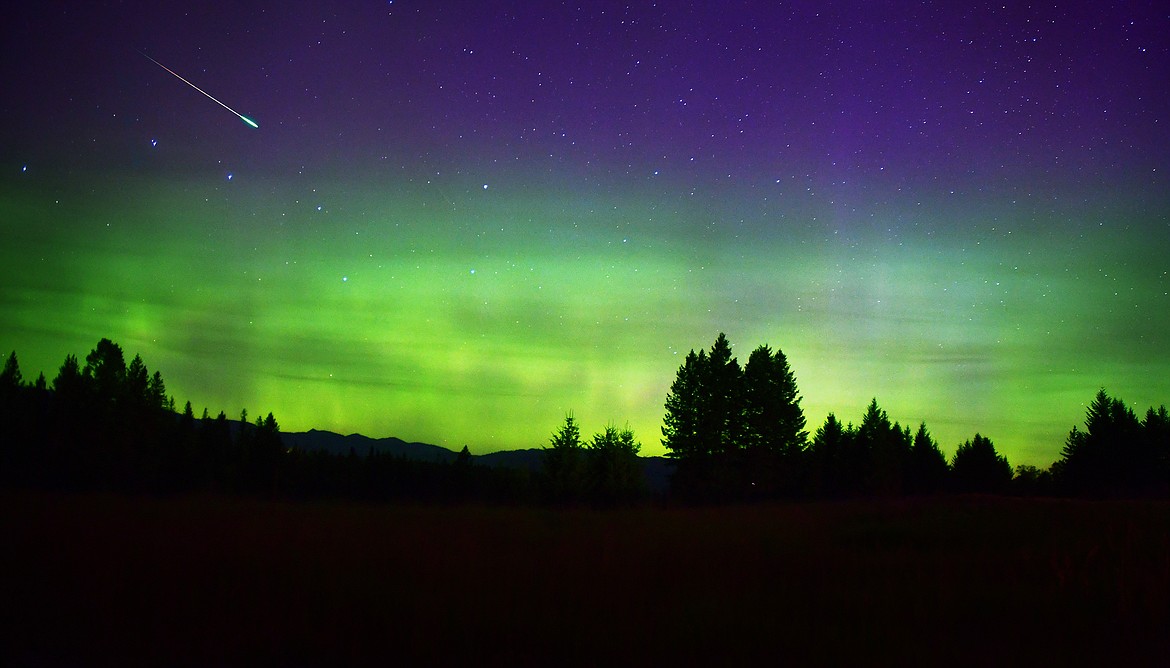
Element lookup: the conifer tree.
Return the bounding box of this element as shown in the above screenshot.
[741,344,807,496]
[83,338,127,401]
[544,413,585,501]
[662,349,705,461]
[1,351,23,391]
[52,354,85,400]
[952,434,1011,493]
[147,371,167,410]
[126,354,149,406]
[807,413,855,497]
[906,422,949,494]
[1141,406,1170,494]
[742,344,807,454]
[701,333,743,458]
[587,424,643,503]
[856,399,909,496]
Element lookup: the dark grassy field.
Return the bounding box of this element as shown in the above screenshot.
[2,491,1168,666]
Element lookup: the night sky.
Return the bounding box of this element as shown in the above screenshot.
[2,2,1167,465]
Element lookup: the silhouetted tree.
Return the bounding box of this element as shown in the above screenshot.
[906,422,949,494]
[807,413,855,497]
[83,338,126,404]
[856,399,910,496]
[1059,390,1165,496]
[52,354,84,400]
[543,413,586,502]
[662,349,705,457]
[662,333,746,499]
[1011,465,1054,496]
[741,344,807,497]
[126,354,149,407]
[147,371,167,409]
[1,351,23,391]
[701,333,743,460]
[952,434,1011,493]
[587,424,644,504]
[1141,405,1170,495]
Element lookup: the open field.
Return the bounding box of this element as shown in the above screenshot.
[2,491,1168,666]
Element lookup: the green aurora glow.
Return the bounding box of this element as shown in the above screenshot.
[3,170,1167,465]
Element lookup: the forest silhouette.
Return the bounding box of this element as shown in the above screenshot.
[1,335,1167,503]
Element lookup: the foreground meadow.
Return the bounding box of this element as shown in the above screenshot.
[2,491,1168,666]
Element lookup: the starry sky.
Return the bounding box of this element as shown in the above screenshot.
[2,2,1167,465]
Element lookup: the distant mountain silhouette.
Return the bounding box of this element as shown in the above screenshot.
[282,429,458,462]
[281,430,674,493]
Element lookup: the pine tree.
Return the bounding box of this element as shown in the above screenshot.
[662,334,746,499]
[83,338,126,402]
[1,351,23,391]
[741,345,806,452]
[701,333,743,458]
[1141,406,1170,495]
[906,422,949,494]
[741,344,807,496]
[808,413,854,497]
[587,424,643,504]
[952,434,1011,493]
[544,413,585,501]
[52,354,85,400]
[662,350,705,461]
[856,399,909,496]
[1059,390,1144,495]
[147,371,167,410]
[126,354,149,406]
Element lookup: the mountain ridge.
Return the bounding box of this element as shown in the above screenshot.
[281,429,674,493]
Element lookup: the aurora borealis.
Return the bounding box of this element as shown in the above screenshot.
[2,2,1167,465]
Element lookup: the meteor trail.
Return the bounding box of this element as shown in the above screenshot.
[140,51,258,128]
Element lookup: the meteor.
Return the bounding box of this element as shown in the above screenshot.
[140,51,258,128]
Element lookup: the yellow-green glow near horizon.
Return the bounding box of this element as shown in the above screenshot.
[2,172,1167,467]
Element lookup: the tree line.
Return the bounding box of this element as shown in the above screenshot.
[2,336,1168,504]
[660,333,1170,501]
[0,339,283,494]
[0,340,539,501]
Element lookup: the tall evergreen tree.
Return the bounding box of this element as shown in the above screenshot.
[807,413,855,498]
[147,371,168,410]
[742,344,807,453]
[83,338,126,402]
[741,344,807,496]
[1,351,23,391]
[544,413,586,501]
[587,424,643,504]
[662,333,749,498]
[906,422,949,494]
[126,354,150,406]
[856,399,909,496]
[1141,406,1170,495]
[952,434,1011,493]
[1059,390,1144,495]
[662,349,706,461]
[700,333,743,458]
[52,354,85,400]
